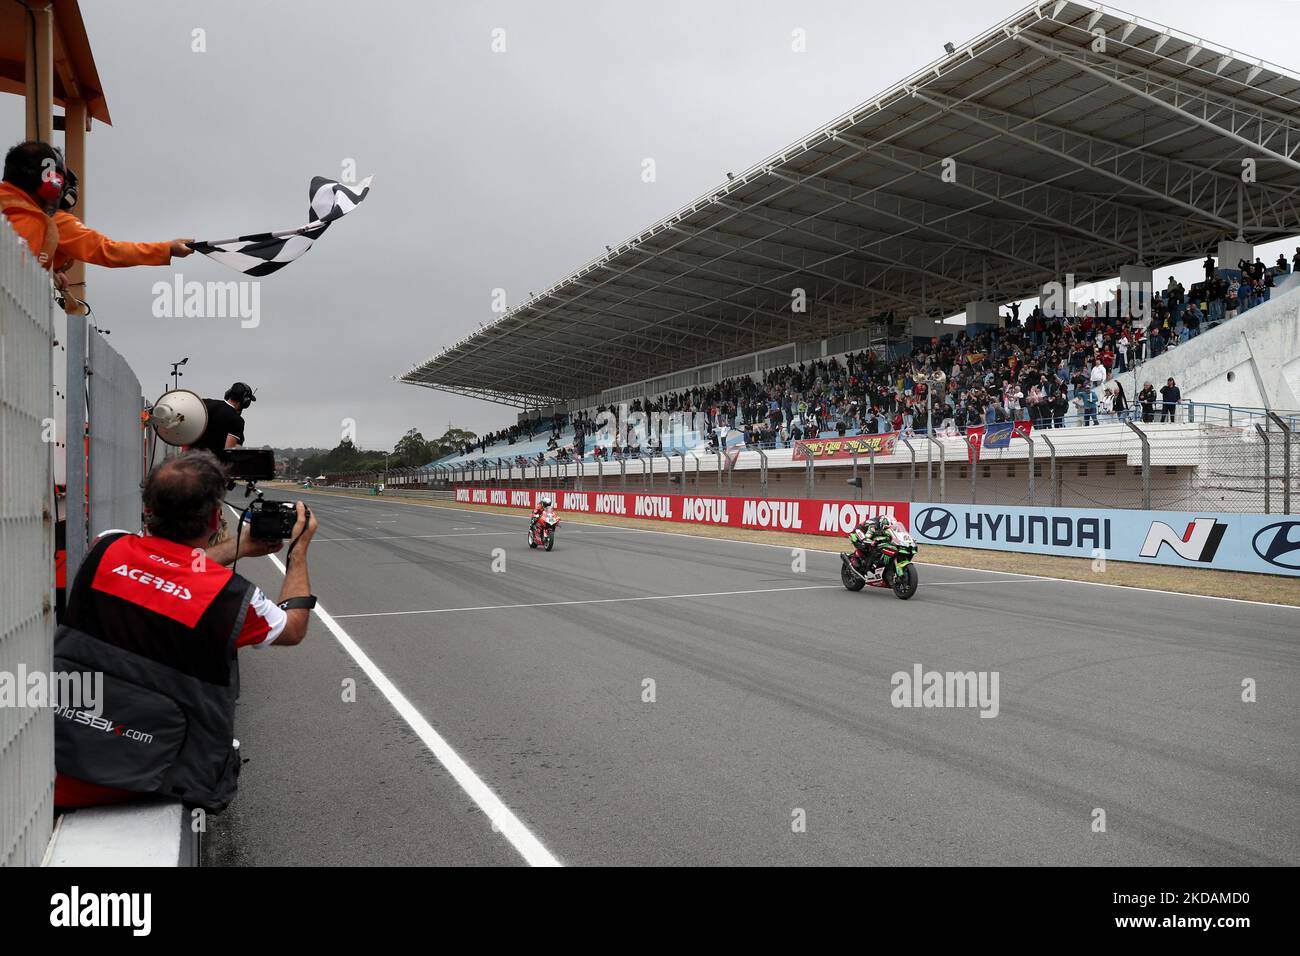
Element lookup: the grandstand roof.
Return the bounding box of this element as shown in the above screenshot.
[401,0,1300,408]
[0,1,111,125]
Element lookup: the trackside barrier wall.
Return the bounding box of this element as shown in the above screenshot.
[909,503,1300,577]
[453,487,908,536]
[452,487,1300,577]
[0,217,56,867]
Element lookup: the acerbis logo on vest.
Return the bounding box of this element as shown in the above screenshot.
[50,886,151,937]
[109,563,193,600]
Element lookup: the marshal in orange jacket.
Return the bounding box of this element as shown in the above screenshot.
[1,180,175,270]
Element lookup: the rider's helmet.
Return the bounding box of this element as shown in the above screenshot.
[871,515,892,534]
[538,495,553,508]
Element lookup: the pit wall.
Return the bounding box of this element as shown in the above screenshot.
[452,487,1300,578]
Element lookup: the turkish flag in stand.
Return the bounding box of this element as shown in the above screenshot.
[1011,420,1034,441]
[965,425,985,465]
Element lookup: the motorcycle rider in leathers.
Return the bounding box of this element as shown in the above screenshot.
[848,515,894,573]
[530,495,553,542]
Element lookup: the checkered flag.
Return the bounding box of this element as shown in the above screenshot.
[191,176,372,276]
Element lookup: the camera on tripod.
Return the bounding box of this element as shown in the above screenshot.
[218,448,297,540]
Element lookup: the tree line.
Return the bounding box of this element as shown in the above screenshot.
[287,427,476,477]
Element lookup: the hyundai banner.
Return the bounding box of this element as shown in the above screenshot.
[909,503,1300,577]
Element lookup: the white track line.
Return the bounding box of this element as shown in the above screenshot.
[292,491,1300,612]
[229,506,560,867]
[333,584,841,619]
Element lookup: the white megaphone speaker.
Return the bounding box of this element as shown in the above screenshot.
[146,389,208,446]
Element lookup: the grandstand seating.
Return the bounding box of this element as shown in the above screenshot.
[431,263,1298,469]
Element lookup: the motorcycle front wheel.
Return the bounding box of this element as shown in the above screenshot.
[544,530,555,552]
[891,563,918,600]
[840,560,865,591]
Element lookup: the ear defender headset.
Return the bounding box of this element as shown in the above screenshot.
[8,143,68,212]
[229,383,257,409]
[58,167,78,211]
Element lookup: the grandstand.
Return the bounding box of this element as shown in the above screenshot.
[397,0,1300,501]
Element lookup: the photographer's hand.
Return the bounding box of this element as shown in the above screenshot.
[206,519,284,567]
[276,502,318,647]
[286,501,318,558]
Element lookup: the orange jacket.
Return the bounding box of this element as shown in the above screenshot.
[2,181,174,271]
[53,210,172,270]
[0,180,57,268]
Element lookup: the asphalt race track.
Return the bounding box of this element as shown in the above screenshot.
[205,491,1300,866]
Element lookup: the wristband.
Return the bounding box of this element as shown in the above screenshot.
[278,595,317,611]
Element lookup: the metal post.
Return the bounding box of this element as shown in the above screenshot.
[757,448,768,498]
[869,446,876,500]
[1124,421,1151,510]
[851,453,860,500]
[690,452,700,487]
[902,438,916,502]
[1256,423,1270,514]
[970,446,977,505]
[1041,434,1059,507]
[926,410,934,499]
[805,455,814,498]
[1267,412,1292,513]
[1025,436,1035,505]
[620,456,626,491]
[597,457,604,492]
[65,314,89,584]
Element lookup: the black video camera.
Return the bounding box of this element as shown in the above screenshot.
[218,448,298,540]
[218,447,275,481]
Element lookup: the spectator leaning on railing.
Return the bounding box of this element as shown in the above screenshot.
[52,451,319,812]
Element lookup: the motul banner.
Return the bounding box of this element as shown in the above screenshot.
[792,432,900,461]
[453,487,909,537]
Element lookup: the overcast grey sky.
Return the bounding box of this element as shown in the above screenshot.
[4,0,1298,451]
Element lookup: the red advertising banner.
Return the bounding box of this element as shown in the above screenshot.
[792,432,900,461]
[453,487,909,537]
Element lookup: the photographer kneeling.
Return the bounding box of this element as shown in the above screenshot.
[53,450,318,811]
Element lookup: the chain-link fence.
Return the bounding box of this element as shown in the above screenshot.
[0,219,56,868]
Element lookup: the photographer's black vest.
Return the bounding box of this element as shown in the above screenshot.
[54,532,254,811]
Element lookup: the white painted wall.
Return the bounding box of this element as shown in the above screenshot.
[1126,275,1300,412]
